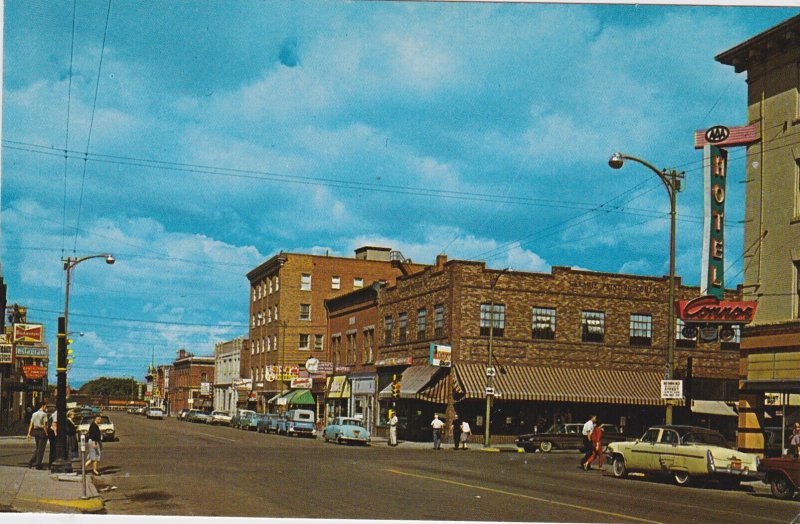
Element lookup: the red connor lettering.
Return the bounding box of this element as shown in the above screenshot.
[679,295,756,323]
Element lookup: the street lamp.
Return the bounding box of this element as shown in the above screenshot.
[484,267,511,449]
[608,153,683,424]
[52,253,114,473]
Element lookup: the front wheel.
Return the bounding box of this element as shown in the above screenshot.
[770,474,796,500]
[612,456,627,478]
[673,470,691,486]
[336,435,343,445]
[539,441,553,453]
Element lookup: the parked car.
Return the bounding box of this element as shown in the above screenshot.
[177,408,190,421]
[257,413,282,433]
[231,409,255,429]
[516,423,628,453]
[146,408,164,420]
[322,417,371,445]
[190,410,212,424]
[758,456,800,500]
[276,409,316,437]
[763,426,794,458]
[77,415,117,442]
[606,425,761,487]
[209,411,232,426]
[239,412,260,431]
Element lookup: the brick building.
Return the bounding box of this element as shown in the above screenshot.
[169,349,215,415]
[245,247,425,414]
[716,14,800,454]
[375,256,742,442]
[323,282,383,433]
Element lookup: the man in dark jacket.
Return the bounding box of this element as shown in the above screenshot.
[451,414,462,450]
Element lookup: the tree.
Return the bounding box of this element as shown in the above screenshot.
[79,377,138,398]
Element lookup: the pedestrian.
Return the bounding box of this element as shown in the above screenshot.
[85,415,103,475]
[584,423,605,470]
[452,414,462,450]
[65,411,79,460]
[790,422,800,457]
[460,419,471,450]
[431,414,444,450]
[47,408,58,469]
[388,411,398,446]
[26,402,49,470]
[580,414,597,468]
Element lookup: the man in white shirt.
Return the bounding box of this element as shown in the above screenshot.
[581,415,597,469]
[430,414,444,450]
[26,402,49,469]
[388,412,398,446]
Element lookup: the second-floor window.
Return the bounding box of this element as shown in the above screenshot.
[434,304,444,337]
[480,303,505,337]
[384,316,393,345]
[581,310,605,343]
[299,334,310,351]
[331,276,341,290]
[629,314,652,346]
[332,336,341,366]
[398,313,408,343]
[363,328,375,364]
[347,333,357,365]
[314,334,324,351]
[353,277,364,289]
[532,307,556,340]
[300,273,311,291]
[417,308,427,340]
[676,318,697,348]
[300,304,311,321]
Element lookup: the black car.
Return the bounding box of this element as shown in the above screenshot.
[516,423,629,453]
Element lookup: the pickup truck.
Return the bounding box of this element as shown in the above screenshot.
[758,456,799,500]
[276,409,316,438]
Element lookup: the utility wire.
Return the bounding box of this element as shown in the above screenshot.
[62,0,78,258]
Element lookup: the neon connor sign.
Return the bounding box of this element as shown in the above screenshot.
[676,295,757,324]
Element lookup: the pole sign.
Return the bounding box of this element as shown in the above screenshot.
[429,343,452,367]
[13,323,44,343]
[661,380,684,400]
[701,144,727,298]
[14,345,49,359]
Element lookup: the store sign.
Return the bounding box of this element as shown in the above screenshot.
[23,365,47,380]
[13,323,44,344]
[200,382,212,396]
[429,343,452,367]
[15,346,49,359]
[0,344,12,364]
[305,358,319,373]
[290,377,313,389]
[661,380,684,400]
[701,144,727,298]
[694,124,757,149]
[265,365,300,382]
[375,356,413,367]
[676,295,757,324]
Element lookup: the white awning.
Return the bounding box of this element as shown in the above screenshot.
[691,400,737,417]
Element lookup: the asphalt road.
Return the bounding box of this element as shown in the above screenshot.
[2,412,798,522]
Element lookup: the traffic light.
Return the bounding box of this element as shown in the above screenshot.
[392,374,401,398]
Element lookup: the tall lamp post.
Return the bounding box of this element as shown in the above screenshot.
[608,153,683,424]
[484,267,511,449]
[53,253,115,473]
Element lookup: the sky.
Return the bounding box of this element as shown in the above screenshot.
[2,1,798,386]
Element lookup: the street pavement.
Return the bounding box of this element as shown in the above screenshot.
[1,412,798,522]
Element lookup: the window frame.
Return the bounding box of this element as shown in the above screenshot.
[299,303,311,321]
[417,308,427,340]
[531,307,556,340]
[300,273,311,291]
[580,310,605,343]
[479,303,505,337]
[629,313,653,347]
[384,316,393,345]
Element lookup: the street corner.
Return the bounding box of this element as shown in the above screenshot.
[7,467,105,514]
[14,494,105,514]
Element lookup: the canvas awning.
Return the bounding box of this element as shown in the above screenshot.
[691,400,737,417]
[326,376,351,399]
[378,365,447,401]
[454,364,677,406]
[283,389,315,406]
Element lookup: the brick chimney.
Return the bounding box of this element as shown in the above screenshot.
[435,254,447,271]
[178,349,187,359]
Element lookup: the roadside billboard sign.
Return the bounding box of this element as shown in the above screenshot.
[13,323,44,344]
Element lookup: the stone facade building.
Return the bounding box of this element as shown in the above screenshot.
[375,256,742,442]
[213,337,245,414]
[716,14,800,454]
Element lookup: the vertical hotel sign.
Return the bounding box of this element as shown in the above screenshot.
[702,144,727,299]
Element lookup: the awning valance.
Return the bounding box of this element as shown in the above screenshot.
[283,389,315,406]
[454,364,675,406]
[378,365,448,402]
[399,365,440,399]
[691,400,737,417]
[326,376,351,399]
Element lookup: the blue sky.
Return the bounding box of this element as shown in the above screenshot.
[2,1,798,385]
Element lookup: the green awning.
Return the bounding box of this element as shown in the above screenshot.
[284,389,315,406]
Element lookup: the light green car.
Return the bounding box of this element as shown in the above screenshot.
[606,425,761,488]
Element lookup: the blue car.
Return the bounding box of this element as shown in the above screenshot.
[257,413,282,433]
[322,417,371,445]
[276,409,316,438]
[241,412,260,431]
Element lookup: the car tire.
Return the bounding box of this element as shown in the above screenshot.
[770,474,795,500]
[612,456,627,478]
[673,470,691,486]
[540,441,553,453]
[336,435,343,445]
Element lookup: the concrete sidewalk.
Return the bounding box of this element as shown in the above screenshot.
[0,465,103,514]
[370,436,522,452]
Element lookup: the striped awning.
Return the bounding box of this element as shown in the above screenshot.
[326,376,351,399]
[399,366,440,399]
[377,366,449,403]
[416,371,450,404]
[454,364,672,406]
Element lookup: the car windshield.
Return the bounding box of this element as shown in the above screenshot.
[81,416,110,425]
[682,430,730,448]
[544,424,563,434]
[340,418,364,427]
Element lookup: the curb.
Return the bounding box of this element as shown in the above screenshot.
[15,495,104,513]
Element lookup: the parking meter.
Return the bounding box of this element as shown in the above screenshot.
[80,434,86,452]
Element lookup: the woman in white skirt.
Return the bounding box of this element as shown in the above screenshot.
[460,420,471,450]
[85,416,103,475]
